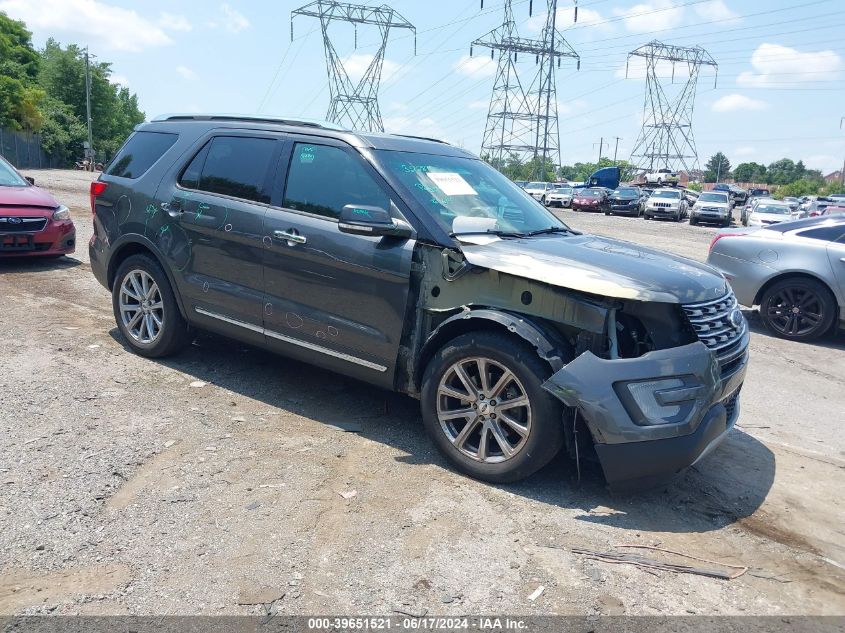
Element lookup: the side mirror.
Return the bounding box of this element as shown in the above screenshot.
[24,176,35,185]
[338,205,412,239]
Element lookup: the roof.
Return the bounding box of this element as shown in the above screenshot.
[764,216,845,233]
[146,113,474,157]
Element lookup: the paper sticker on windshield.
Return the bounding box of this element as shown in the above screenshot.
[427,172,477,196]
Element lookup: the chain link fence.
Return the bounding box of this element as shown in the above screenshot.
[0,127,61,169]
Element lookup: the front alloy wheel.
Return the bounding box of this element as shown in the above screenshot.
[436,357,531,463]
[421,331,564,483]
[119,270,163,344]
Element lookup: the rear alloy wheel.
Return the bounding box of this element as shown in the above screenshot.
[760,278,836,341]
[113,254,188,357]
[421,331,564,483]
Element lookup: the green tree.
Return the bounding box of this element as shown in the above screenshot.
[733,162,767,184]
[0,12,41,129]
[704,152,731,183]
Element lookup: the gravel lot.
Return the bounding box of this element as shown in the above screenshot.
[1,170,843,616]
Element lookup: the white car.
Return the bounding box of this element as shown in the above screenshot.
[748,200,802,227]
[644,168,680,185]
[545,186,574,208]
[689,191,731,227]
[523,181,555,204]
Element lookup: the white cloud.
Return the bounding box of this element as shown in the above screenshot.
[176,65,198,81]
[694,0,739,22]
[159,12,192,32]
[341,54,400,83]
[109,74,129,87]
[219,3,249,33]
[0,0,172,52]
[712,93,768,113]
[732,146,757,158]
[383,116,451,143]
[737,43,843,87]
[468,99,489,110]
[527,6,611,34]
[613,0,684,33]
[454,54,496,78]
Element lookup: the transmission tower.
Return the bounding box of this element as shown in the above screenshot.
[471,0,579,179]
[627,40,717,175]
[291,1,415,132]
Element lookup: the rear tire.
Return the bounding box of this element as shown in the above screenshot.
[112,254,188,358]
[420,331,565,484]
[759,278,836,342]
[689,216,698,226]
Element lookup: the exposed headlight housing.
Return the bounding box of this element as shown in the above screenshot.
[52,204,71,221]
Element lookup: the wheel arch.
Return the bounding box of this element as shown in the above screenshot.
[414,309,571,393]
[753,270,839,311]
[107,236,189,320]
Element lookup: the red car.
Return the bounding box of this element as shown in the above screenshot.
[571,187,610,212]
[0,156,75,257]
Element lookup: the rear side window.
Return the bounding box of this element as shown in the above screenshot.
[797,226,845,242]
[179,136,277,203]
[283,143,389,219]
[106,131,178,179]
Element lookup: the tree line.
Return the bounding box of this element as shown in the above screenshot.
[703,151,843,197]
[483,153,637,183]
[0,12,143,166]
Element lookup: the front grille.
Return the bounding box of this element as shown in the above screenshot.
[682,291,748,367]
[654,202,672,208]
[701,206,721,212]
[0,217,47,233]
[722,387,741,421]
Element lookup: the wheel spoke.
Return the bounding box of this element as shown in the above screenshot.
[488,369,514,400]
[453,418,481,450]
[499,412,528,437]
[149,301,163,310]
[125,309,143,330]
[121,287,141,301]
[477,423,490,460]
[439,407,476,421]
[150,311,163,328]
[488,420,514,458]
[497,395,529,411]
[440,385,474,402]
[476,358,491,395]
[130,274,144,299]
[454,362,477,397]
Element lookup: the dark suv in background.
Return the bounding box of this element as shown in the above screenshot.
[89,114,748,489]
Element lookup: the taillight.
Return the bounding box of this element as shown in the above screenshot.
[709,232,745,251]
[90,181,108,214]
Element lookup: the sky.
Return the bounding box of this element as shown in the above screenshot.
[4,0,844,174]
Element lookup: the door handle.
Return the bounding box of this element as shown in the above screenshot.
[273,230,307,244]
[160,201,183,217]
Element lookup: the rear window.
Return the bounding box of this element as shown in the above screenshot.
[106,131,178,179]
[179,136,277,204]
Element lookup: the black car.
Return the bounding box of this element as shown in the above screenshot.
[606,187,643,216]
[89,114,748,489]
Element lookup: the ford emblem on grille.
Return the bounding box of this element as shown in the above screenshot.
[7,217,22,224]
[729,308,744,329]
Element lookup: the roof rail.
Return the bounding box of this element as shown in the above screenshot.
[150,113,347,130]
[393,133,450,145]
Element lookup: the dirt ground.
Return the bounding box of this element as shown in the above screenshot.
[1,169,843,616]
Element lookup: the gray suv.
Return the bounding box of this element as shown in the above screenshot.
[89,114,749,489]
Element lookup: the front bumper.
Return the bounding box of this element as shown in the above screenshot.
[646,205,680,216]
[543,341,748,491]
[0,221,76,257]
[610,202,639,214]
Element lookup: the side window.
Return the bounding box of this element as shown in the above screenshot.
[106,131,178,179]
[283,143,389,219]
[179,142,210,190]
[180,136,276,203]
[798,226,845,242]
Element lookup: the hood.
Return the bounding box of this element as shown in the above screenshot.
[0,184,58,212]
[459,233,728,304]
[610,195,638,201]
[752,212,791,223]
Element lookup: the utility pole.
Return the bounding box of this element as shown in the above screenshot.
[840,117,844,186]
[84,47,94,171]
[613,136,622,163]
[593,137,604,164]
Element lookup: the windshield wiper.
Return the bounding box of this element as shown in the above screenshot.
[450,229,527,239]
[523,226,576,237]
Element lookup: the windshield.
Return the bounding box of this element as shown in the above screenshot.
[756,204,792,215]
[613,188,638,196]
[652,190,681,199]
[0,157,27,186]
[577,189,602,197]
[698,192,728,203]
[552,187,572,194]
[526,182,546,189]
[374,151,567,236]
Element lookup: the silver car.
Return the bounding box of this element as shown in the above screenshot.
[707,217,845,341]
[523,181,555,204]
[545,186,574,208]
[747,200,803,227]
[689,191,731,227]
[644,189,687,221]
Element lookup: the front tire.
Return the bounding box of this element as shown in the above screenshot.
[759,278,836,342]
[420,331,565,483]
[689,216,698,226]
[112,254,188,358]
